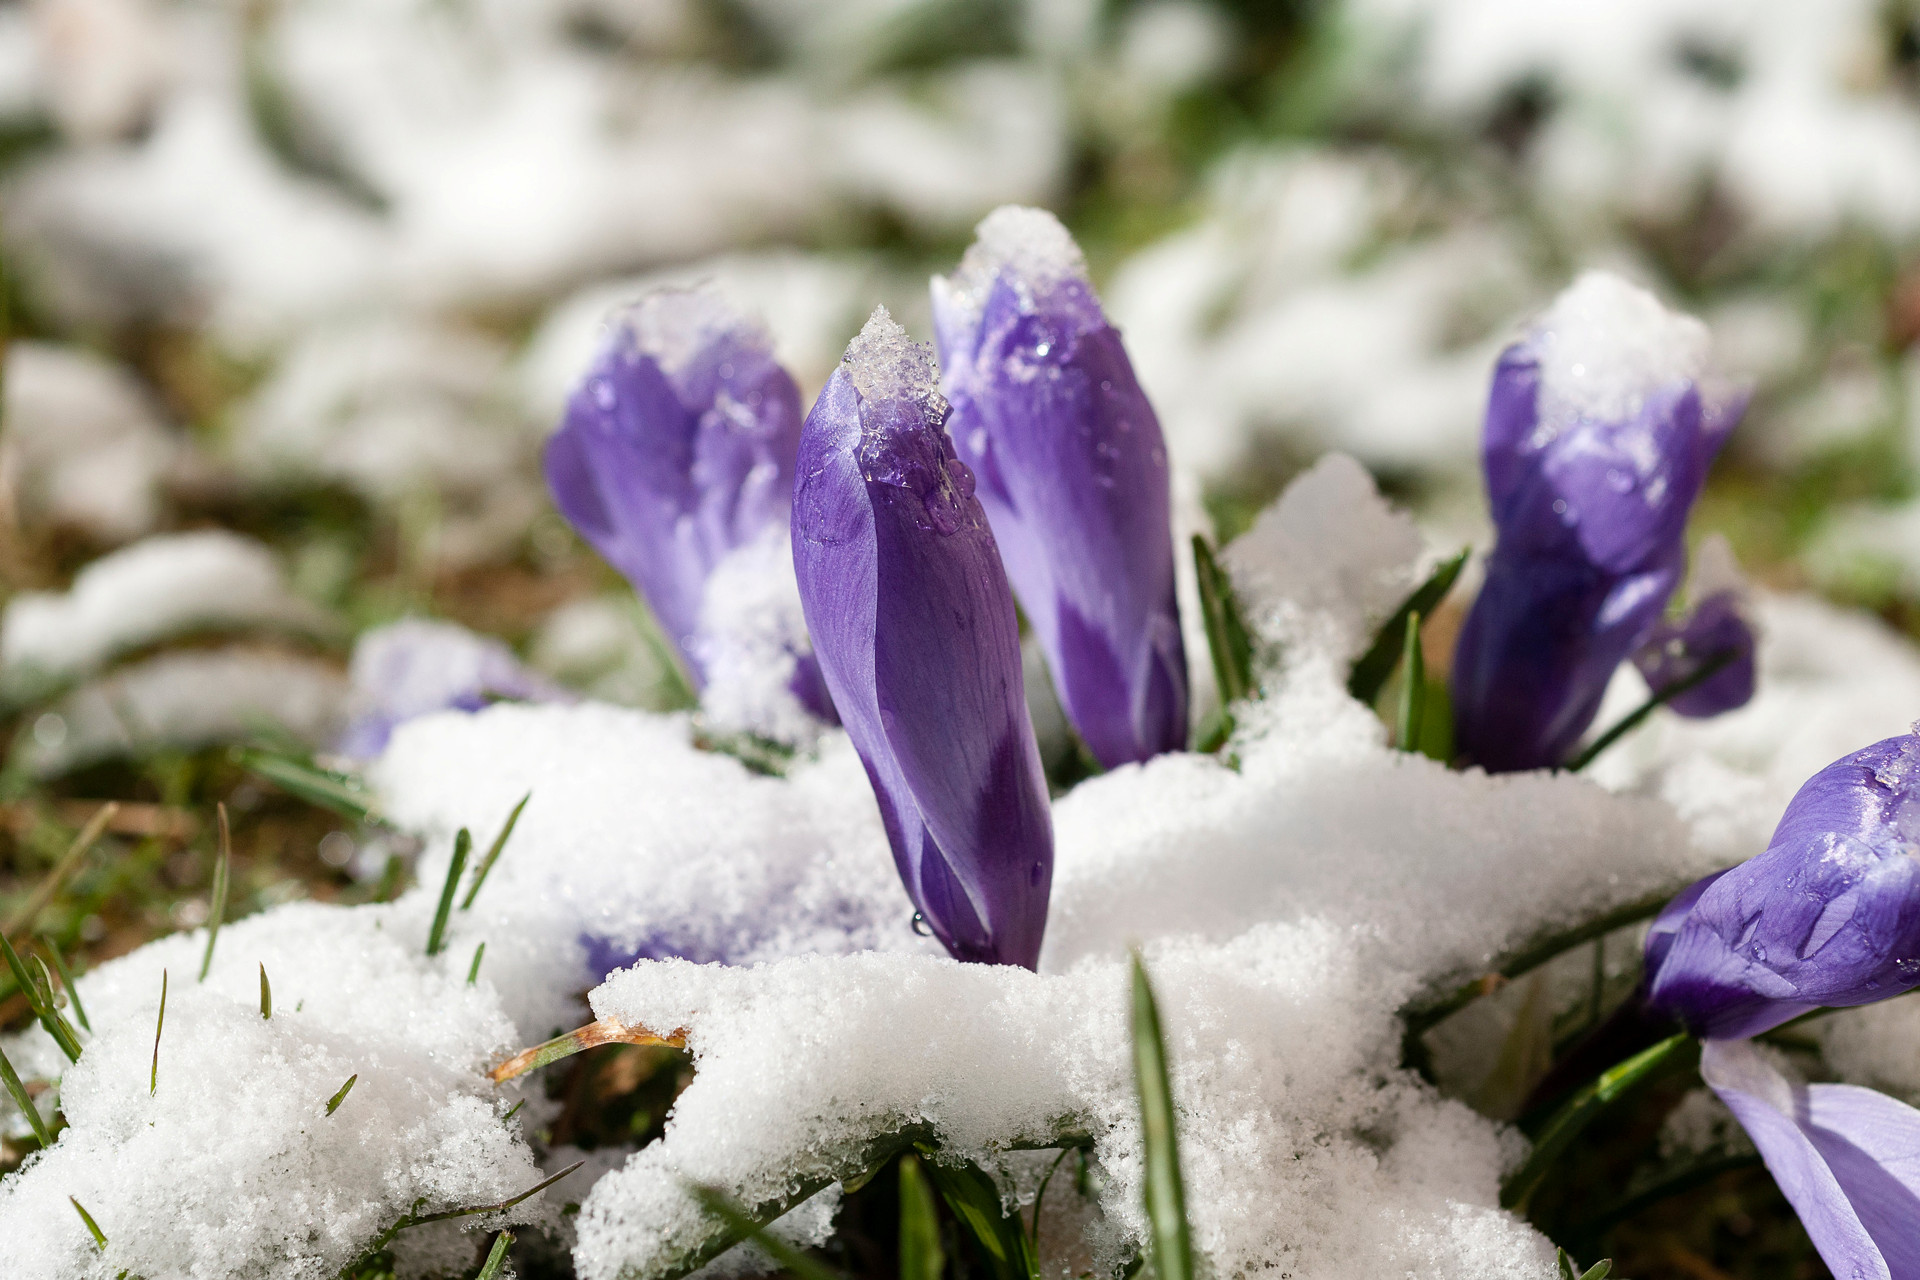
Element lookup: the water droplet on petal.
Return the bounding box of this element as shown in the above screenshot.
[911,912,932,937]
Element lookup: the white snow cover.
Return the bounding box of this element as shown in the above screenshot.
[0,530,332,686]
[18,648,351,777]
[5,456,1919,1278]
[1527,271,1712,431]
[0,340,181,543]
[691,528,825,745]
[0,903,546,1279]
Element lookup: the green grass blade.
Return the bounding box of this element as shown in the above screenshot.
[1500,1033,1692,1212]
[466,942,486,986]
[461,792,529,910]
[0,1040,52,1147]
[232,748,373,821]
[1348,549,1469,704]
[259,963,272,1019]
[326,1074,358,1116]
[898,1154,945,1280]
[1130,953,1193,1280]
[425,830,470,957]
[1,928,81,1062]
[46,938,88,1032]
[149,970,167,1095]
[1192,536,1254,710]
[199,804,231,982]
[1565,645,1740,772]
[1395,612,1425,754]
[691,1185,848,1280]
[914,1145,1036,1280]
[70,1196,107,1248]
[475,1231,515,1280]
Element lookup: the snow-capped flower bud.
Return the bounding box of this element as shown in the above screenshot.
[545,286,833,727]
[1646,730,1920,1040]
[338,619,568,758]
[1451,271,1745,772]
[792,308,1053,969]
[931,206,1187,768]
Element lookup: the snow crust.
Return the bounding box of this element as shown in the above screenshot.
[0,531,331,687]
[1527,271,1711,432]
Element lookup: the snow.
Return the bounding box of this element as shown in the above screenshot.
[18,648,350,777]
[844,306,942,409]
[0,341,181,544]
[691,529,824,745]
[5,452,1920,1276]
[0,902,548,1280]
[1526,271,1711,432]
[936,204,1089,320]
[0,531,332,689]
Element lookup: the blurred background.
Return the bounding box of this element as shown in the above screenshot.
[2,1,1920,1270]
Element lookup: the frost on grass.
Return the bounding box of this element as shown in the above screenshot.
[0,530,332,690]
[3,455,1909,1280]
[0,904,548,1280]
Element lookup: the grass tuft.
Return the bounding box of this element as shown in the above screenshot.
[460,793,529,911]
[149,970,167,1096]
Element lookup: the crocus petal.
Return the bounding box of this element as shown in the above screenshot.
[544,286,811,692]
[1632,589,1757,718]
[338,618,569,758]
[1703,1039,1920,1280]
[1648,732,1920,1039]
[932,207,1187,767]
[1451,272,1744,772]
[792,308,1053,969]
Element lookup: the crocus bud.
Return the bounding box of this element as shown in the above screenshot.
[1700,1039,1920,1280]
[1646,731,1920,1040]
[545,286,833,730]
[1631,535,1756,718]
[1451,271,1745,772]
[792,308,1053,969]
[338,619,568,758]
[931,206,1187,768]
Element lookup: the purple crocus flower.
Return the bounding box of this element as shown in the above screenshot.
[338,618,569,758]
[1700,1039,1920,1280]
[1632,590,1756,718]
[931,206,1186,768]
[545,286,834,727]
[791,307,1053,969]
[1451,271,1745,772]
[1645,730,1920,1041]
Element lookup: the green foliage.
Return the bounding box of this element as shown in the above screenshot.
[691,1185,848,1280]
[198,805,231,982]
[2,928,81,1062]
[913,1143,1038,1280]
[461,793,529,911]
[898,1154,946,1280]
[326,1074,358,1117]
[1349,550,1468,706]
[1130,954,1193,1280]
[426,830,471,958]
[150,970,167,1095]
[0,1041,51,1148]
[232,749,375,822]
[1502,1034,1694,1212]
